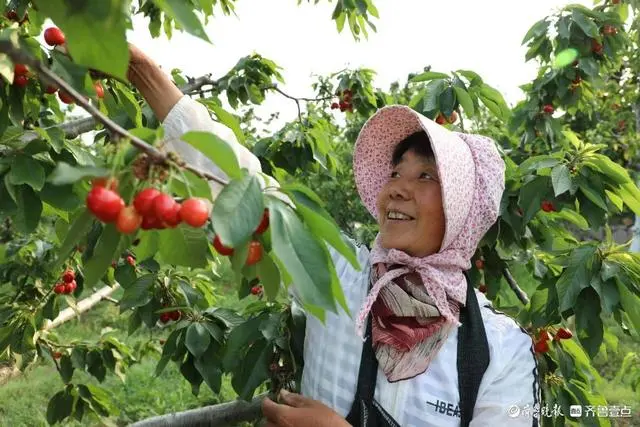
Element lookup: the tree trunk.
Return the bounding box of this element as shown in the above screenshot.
[42,284,120,331]
[130,393,266,427]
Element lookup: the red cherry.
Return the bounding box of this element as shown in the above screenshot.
[448,111,458,124]
[13,74,28,87]
[539,329,552,342]
[5,10,18,21]
[52,351,63,359]
[163,203,182,228]
[541,200,556,213]
[14,64,28,76]
[62,269,75,283]
[251,285,263,295]
[603,25,617,36]
[612,0,620,3]
[65,280,77,294]
[269,362,279,372]
[246,241,263,266]
[44,27,66,46]
[478,284,487,294]
[58,91,74,105]
[152,193,179,224]
[126,256,135,266]
[435,114,446,125]
[159,313,171,323]
[169,311,181,321]
[254,209,270,234]
[534,339,549,353]
[91,177,118,191]
[591,39,603,54]
[213,235,234,256]
[179,198,211,227]
[53,283,66,294]
[133,188,161,217]
[475,259,484,270]
[555,328,573,340]
[331,102,339,110]
[141,214,163,230]
[116,206,142,234]
[542,104,554,114]
[45,85,58,94]
[86,186,125,223]
[94,81,104,99]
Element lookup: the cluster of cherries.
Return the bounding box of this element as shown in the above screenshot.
[53,269,77,295]
[159,309,181,324]
[212,209,269,266]
[250,284,264,296]
[331,89,354,112]
[541,200,556,213]
[534,328,573,353]
[435,111,458,125]
[86,178,212,234]
[474,259,488,294]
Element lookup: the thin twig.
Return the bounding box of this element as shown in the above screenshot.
[501,267,530,305]
[0,39,229,187]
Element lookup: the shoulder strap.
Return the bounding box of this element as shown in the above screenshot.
[457,274,491,427]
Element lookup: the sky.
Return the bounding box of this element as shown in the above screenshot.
[125,0,591,139]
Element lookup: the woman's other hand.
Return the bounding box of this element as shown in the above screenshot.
[262,390,351,427]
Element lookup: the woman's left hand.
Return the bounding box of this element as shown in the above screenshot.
[262,389,351,427]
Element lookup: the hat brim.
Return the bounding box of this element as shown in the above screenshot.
[353,105,475,250]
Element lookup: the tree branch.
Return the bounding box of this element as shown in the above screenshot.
[130,393,268,427]
[0,39,229,187]
[42,284,120,331]
[501,267,529,305]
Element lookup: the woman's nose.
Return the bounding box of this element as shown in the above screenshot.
[389,180,411,200]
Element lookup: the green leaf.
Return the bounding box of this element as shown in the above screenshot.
[40,184,81,211]
[114,264,137,288]
[158,225,209,268]
[8,155,45,190]
[553,48,579,69]
[54,210,94,269]
[584,155,631,185]
[47,162,110,186]
[551,164,572,196]
[132,230,159,261]
[115,86,143,127]
[13,185,42,233]
[575,287,603,359]
[572,10,599,37]
[156,329,182,377]
[453,86,475,116]
[59,355,74,383]
[617,280,640,335]
[211,174,264,247]
[478,84,511,121]
[71,347,87,370]
[153,0,211,42]
[519,155,561,173]
[268,199,336,312]
[556,245,599,313]
[46,389,73,425]
[522,19,549,44]
[119,274,156,312]
[410,71,450,82]
[256,254,281,300]
[284,190,360,270]
[578,179,608,211]
[206,101,246,145]
[423,79,446,112]
[202,321,224,343]
[231,338,271,400]
[180,131,241,180]
[438,86,456,117]
[518,176,548,223]
[222,315,267,371]
[185,323,211,358]
[171,169,213,202]
[83,225,122,286]
[194,344,222,394]
[36,0,130,80]
[618,183,640,215]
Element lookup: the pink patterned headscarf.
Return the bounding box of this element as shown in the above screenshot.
[352,105,505,380]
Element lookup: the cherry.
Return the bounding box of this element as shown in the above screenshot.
[169,311,181,321]
[164,203,182,228]
[152,193,179,224]
[269,362,279,372]
[213,235,234,256]
[52,351,63,359]
[541,200,556,213]
[141,215,162,230]
[179,198,211,227]
[65,280,77,294]
[246,241,263,266]
[331,102,339,110]
[53,283,66,294]
[159,312,171,323]
[602,25,617,36]
[251,285,263,295]
[116,206,142,234]
[126,255,135,266]
[62,269,75,283]
[254,209,270,234]
[539,329,552,342]
[5,10,18,21]
[44,27,66,46]
[58,91,74,105]
[435,114,446,125]
[542,104,554,114]
[92,177,118,191]
[45,85,58,94]
[94,81,104,99]
[14,64,28,76]
[13,74,28,87]
[339,101,349,112]
[475,259,484,270]
[534,339,549,354]
[612,0,620,3]
[133,188,161,217]
[448,111,458,124]
[478,284,487,294]
[591,39,603,55]
[86,186,125,223]
[555,328,573,340]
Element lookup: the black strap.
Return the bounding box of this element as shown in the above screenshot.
[346,274,490,427]
[457,275,490,426]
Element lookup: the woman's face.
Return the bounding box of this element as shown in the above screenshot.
[376,148,446,257]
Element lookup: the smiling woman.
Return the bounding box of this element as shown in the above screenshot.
[126,46,540,427]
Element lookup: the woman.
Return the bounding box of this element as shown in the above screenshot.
[127,46,540,426]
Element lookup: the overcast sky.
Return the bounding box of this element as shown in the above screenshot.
[126,0,589,137]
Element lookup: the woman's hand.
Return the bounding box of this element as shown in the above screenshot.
[262,390,351,427]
